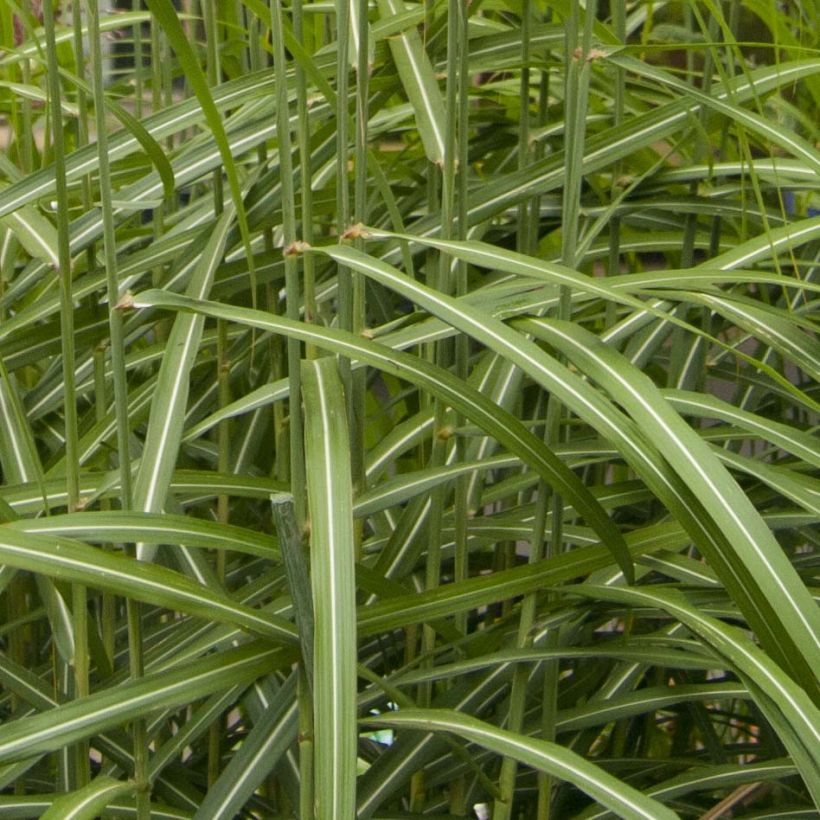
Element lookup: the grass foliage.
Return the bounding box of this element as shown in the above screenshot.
[0,0,818,816]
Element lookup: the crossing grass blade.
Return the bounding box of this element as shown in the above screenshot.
[361,709,679,820]
[0,643,295,764]
[39,776,136,820]
[131,288,633,581]
[0,528,297,642]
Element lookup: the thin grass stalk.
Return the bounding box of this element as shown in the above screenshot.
[292,0,317,358]
[17,58,35,173]
[133,0,143,118]
[42,0,79,515]
[419,0,460,749]
[349,0,370,504]
[69,0,92,789]
[536,5,596,815]
[92,345,116,674]
[605,0,626,328]
[201,0,228,783]
[411,11,451,804]
[271,0,306,526]
[450,0,470,641]
[71,0,94,277]
[87,0,147,812]
[335,0,352,402]
[42,1,79,790]
[516,0,530,255]
[493,3,539,814]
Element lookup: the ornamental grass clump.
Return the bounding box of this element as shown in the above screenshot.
[0,0,817,816]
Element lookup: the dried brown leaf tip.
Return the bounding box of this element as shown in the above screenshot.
[435,424,455,441]
[342,223,371,241]
[573,46,609,62]
[284,240,311,257]
[114,291,135,311]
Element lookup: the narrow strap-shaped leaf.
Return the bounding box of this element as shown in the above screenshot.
[523,318,820,700]
[704,214,820,270]
[377,0,446,164]
[0,527,297,643]
[608,53,820,175]
[130,288,633,580]
[563,585,820,804]
[192,673,298,819]
[8,511,280,559]
[132,205,236,558]
[0,200,58,267]
[301,357,358,820]
[0,642,295,764]
[664,389,820,470]
[143,0,254,275]
[0,795,190,818]
[362,709,679,820]
[0,358,47,510]
[39,776,135,820]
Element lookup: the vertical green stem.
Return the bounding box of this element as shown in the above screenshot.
[335,0,351,323]
[133,0,143,118]
[292,0,317,357]
[606,0,626,327]
[43,0,79,516]
[349,0,369,508]
[42,11,82,789]
[87,0,146,812]
[538,4,596,816]
[70,0,92,789]
[271,0,306,526]
[451,0,470,638]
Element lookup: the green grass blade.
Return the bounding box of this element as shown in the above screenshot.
[301,357,358,819]
[377,0,446,164]
[524,318,820,699]
[39,776,135,820]
[0,643,294,764]
[192,674,298,819]
[0,527,297,643]
[130,288,632,578]
[362,709,679,820]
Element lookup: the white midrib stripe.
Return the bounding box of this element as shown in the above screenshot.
[551,327,819,647]
[63,783,127,820]
[211,700,298,815]
[391,26,445,160]
[0,653,264,758]
[708,296,818,370]
[669,396,817,461]
[422,716,659,820]
[7,212,57,265]
[347,254,702,525]
[140,318,201,511]
[650,592,820,746]
[0,386,31,482]
[0,538,292,638]
[315,368,343,816]
[712,219,820,270]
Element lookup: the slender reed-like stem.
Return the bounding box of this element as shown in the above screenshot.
[292,0,317,358]
[494,3,537,815]
[43,0,79,515]
[451,0,470,642]
[87,0,146,812]
[271,0,306,526]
